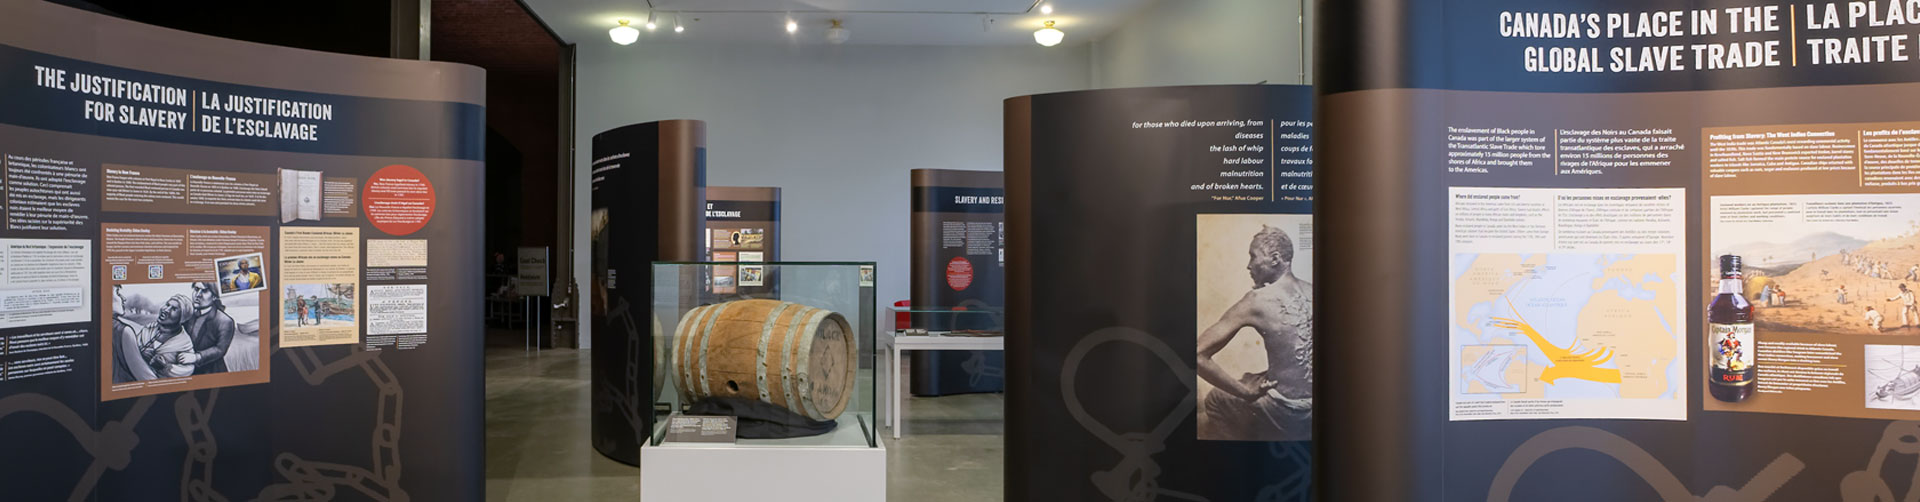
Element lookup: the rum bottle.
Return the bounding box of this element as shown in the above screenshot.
[1709,254,1755,402]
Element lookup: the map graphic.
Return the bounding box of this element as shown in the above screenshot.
[1450,253,1685,420]
[1461,345,1527,393]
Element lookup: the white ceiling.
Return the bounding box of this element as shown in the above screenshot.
[520,0,1153,46]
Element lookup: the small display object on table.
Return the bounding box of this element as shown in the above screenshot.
[645,261,884,502]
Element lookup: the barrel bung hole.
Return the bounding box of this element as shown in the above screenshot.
[727,380,739,392]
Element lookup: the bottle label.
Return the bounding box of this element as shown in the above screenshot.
[1710,322,1755,385]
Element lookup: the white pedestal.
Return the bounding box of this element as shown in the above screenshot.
[641,440,887,501]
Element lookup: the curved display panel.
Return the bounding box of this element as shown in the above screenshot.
[1004,85,1314,501]
[1320,0,1920,500]
[909,168,1007,396]
[589,119,706,464]
[0,2,486,500]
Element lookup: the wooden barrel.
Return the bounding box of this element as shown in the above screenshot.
[671,299,856,421]
[651,313,667,401]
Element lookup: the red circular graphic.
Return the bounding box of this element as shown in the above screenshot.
[946,257,974,291]
[362,164,436,236]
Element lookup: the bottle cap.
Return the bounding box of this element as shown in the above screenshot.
[1720,254,1742,277]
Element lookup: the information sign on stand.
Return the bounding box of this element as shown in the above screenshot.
[515,246,549,296]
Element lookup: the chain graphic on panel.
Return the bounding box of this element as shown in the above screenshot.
[1489,426,1803,502]
[1253,442,1311,502]
[0,393,156,502]
[955,299,1006,387]
[1060,327,1208,502]
[252,345,406,501]
[1840,421,1920,502]
[177,389,228,502]
[591,297,648,454]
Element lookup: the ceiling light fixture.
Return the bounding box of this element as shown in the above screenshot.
[1040,4,1053,14]
[786,18,799,34]
[645,13,657,31]
[674,14,685,33]
[1034,20,1064,47]
[610,19,639,45]
[826,19,849,44]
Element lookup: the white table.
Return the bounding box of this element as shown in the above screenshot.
[878,330,1004,439]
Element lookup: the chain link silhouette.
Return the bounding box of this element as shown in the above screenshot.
[0,393,156,502]
[1061,327,1207,502]
[591,296,648,455]
[177,389,227,502]
[1490,426,1802,502]
[252,345,406,501]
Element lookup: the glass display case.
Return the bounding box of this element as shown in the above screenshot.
[878,305,1007,439]
[649,261,878,449]
[889,305,1005,336]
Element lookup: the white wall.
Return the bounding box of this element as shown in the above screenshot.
[573,42,1090,345]
[1090,0,1313,88]
[569,0,1321,347]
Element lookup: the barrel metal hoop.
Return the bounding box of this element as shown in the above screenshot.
[697,302,731,397]
[781,306,814,411]
[795,309,831,421]
[671,305,708,401]
[756,302,792,403]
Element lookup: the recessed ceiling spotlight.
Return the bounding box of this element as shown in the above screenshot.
[787,19,799,34]
[1040,4,1053,15]
[1034,20,1064,47]
[609,19,639,45]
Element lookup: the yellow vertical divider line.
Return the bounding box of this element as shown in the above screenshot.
[1792,6,1799,67]
[1553,129,1559,176]
[1859,130,1865,187]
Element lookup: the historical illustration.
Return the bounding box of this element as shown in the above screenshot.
[215,252,266,296]
[1195,214,1313,442]
[1709,194,1920,335]
[283,283,356,329]
[110,282,261,384]
[1867,345,1920,411]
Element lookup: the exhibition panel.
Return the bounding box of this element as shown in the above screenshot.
[1319,0,1920,500]
[1004,85,1314,500]
[908,168,1007,396]
[588,119,707,465]
[0,2,486,500]
[704,186,781,297]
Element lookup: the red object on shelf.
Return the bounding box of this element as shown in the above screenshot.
[894,300,911,329]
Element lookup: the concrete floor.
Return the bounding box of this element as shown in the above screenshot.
[483,344,1004,501]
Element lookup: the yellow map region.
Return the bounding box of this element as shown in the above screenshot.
[1454,254,1678,400]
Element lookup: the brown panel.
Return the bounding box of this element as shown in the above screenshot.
[3,2,486,104]
[706,186,781,264]
[706,186,780,202]
[1316,89,1439,502]
[909,168,1004,310]
[910,168,1004,189]
[1000,95,1034,498]
[657,119,707,261]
